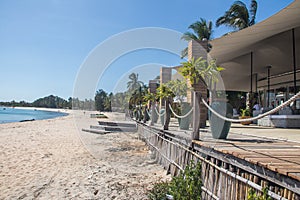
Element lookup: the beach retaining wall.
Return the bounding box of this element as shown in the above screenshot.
[137,122,300,200]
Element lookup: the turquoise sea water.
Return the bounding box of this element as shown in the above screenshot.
[0,107,68,124]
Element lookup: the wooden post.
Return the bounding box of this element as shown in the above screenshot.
[163,98,171,130]
[250,52,253,93]
[192,91,201,140]
[267,66,271,107]
[149,80,158,126]
[191,78,207,140]
[292,28,297,95]
[150,101,155,125]
[143,105,147,123]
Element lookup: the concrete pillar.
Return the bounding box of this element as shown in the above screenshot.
[149,80,158,93]
[187,40,209,130]
[188,39,208,61]
[160,67,172,109]
[160,67,172,84]
[148,80,158,125]
[187,39,208,104]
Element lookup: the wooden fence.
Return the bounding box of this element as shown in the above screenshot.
[137,122,300,200]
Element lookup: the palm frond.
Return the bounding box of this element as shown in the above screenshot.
[216,0,256,30]
[249,0,258,26]
[181,47,188,59]
[233,1,247,8]
[181,32,198,41]
[216,15,229,27]
[188,18,212,40]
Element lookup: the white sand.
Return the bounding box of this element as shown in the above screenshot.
[0,110,169,199]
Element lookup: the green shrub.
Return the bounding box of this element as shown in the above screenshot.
[169,161,202,200]
[148,181,170,200]
[247,187,272,200]
[149,162,272,200]
[148,161,202,200]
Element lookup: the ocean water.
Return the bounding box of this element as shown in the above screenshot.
[0,107,68,124]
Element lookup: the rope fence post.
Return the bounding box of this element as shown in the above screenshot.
[192,91,201,140]
[150,102,155,126]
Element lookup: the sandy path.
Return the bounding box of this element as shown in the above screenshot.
[0,110,169,199]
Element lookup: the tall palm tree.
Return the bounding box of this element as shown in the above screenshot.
[181,18,213,58]
[127,73,144,92]
[216,0,258,30]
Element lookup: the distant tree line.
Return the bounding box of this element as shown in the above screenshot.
[32,95,70,108]
[0,91,127,112]
[0,72,147,112]
[0,100,32,108]
[0,95,73,109]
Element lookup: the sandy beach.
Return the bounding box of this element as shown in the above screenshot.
[0,110,169,199]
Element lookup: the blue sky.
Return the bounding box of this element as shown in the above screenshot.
[0,0,294,102]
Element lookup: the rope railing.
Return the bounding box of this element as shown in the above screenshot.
[168,104,193,119]
[146,109,151,119]
[201,91,300,123]
[155,107,166,117]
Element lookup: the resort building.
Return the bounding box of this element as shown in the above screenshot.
[209,0,300,113]
[155,1,300,128]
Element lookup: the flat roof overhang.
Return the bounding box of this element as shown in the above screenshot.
[209,0,300,92]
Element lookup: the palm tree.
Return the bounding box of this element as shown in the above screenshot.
[127,73,144,92]
[216,0,258,30]
[180,57,224,140]
[181,18,213,58]
[128,83,149,121]
[156,84,175,130]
